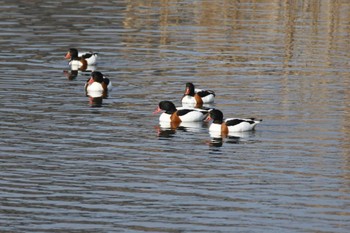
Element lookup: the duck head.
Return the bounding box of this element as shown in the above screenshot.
[91,71,104,83]
[206,109,224,124]
[153,101,177,114]
[184,82,195,96]
[65,48,78,60]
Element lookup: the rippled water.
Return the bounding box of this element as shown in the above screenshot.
[1,0,350,232]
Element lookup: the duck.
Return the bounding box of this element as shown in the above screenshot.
[65,48,98,68]
[85,71,112,98]
[181,82,215,108]
[206,109,262,136]
[85,71,112,91]
[153,101,210,124]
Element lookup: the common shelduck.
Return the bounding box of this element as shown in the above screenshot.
[154,101,209,123]
[181,82,215,108]
[206,109,262,136]
[85,71,112,91]
[65,48,98,68]
[85,71,111,98]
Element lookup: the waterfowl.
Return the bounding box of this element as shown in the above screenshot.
[85,71,111,98]
[181,82,215,108]
[206,109,262,136]
[65,48,98,68]
[85,71,112,90]
[154,101,209,124]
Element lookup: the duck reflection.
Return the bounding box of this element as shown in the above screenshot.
[88,96,103,108]
[208,131,254,147]
[208,137,224,147]
[156,121,206,138]
[63,65,96,80]
[63,69,78,80]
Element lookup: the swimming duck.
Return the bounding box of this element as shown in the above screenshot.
[154,101,209,123]
[85,71,112,91]
[206,109,262,136]
[85,71,111,98]
[65,48,98,68]
[181,82,215,108]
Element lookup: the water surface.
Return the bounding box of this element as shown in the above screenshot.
[1,0,350,232]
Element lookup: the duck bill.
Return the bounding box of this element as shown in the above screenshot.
[87,77,94,85]
[153,106,162,114]
[204,115,212,122]
[65,51,71,60]
[184,87,190,95]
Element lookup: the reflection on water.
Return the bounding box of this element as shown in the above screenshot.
[63,69,79,80]
[1,0,350,232]
[208,131,257,147]
[157,121,207,138]
[87,96,103,108]
[63,63,97,80]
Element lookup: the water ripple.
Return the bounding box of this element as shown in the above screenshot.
[1,0,350,232]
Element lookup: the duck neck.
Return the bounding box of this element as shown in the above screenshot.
[71,55,80,61]
[165,108,177,114]
[185,86,195,96]
[213,119,223,124]
[70,52,79,61]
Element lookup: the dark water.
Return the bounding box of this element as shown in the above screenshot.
[1,0,350,232]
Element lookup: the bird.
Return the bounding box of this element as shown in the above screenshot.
[65,48,98,69]
[85,71,112,91]
[181,82,215,108]
[153,101,210,124]
[206,109,262,137]
[84,71,112,98]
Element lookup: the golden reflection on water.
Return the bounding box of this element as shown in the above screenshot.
[122,1,350,71]
[120,0,350,171]
[122,5,350,94]
[120,0,350,115]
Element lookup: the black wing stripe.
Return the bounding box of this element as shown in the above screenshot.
[177,109,194,116]
[197,90,215,97]
[226,119,255,126]
[177,109,208,116]
[82,54,93,59]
